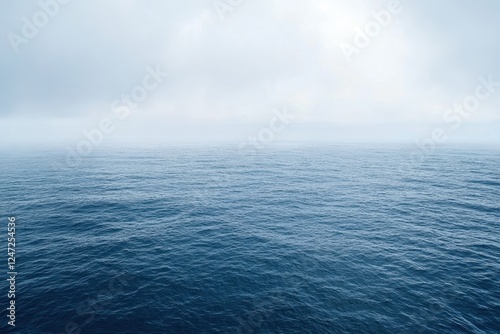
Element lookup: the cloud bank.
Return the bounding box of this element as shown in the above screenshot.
[1,0,499,146]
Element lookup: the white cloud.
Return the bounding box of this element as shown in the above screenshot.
[0,0,499,145]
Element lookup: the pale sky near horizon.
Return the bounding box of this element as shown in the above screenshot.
[1,0,500,146]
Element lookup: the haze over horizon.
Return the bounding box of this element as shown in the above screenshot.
[1,3,500,333]
[1,0,500,146]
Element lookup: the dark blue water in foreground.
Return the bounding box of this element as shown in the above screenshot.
[0,145,499,333]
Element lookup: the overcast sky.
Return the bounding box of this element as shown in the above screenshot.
[1,0,500,146]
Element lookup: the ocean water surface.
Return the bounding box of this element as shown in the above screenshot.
[0,145,499,333]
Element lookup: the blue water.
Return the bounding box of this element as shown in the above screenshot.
[0,145,499,333]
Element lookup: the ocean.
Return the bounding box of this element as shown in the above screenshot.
[0,144,499,333]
